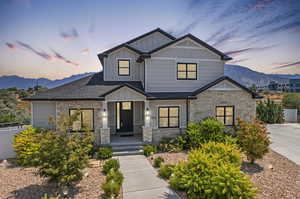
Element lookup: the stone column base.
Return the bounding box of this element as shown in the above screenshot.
[142,127,152,143]
[100,128,110,145]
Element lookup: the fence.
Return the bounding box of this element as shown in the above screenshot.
[283,109,298,123]
[0,126,25,160]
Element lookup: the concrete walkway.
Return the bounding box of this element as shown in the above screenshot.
[267,123,300,165]
[116,155,181,199]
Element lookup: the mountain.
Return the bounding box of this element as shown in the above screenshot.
[0,72,94,89]
[0,65,299,89]
[224,65,300,87]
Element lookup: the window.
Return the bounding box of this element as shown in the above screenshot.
[118,59,130,76]
[216,106,234,126]
[69,109,94,131]
[177,63,197,80]
[159,107,179,128]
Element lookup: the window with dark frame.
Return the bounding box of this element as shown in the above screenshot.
[159,107,179,128]
[118,59,130,76]
[177,63,197,80]
[69,109,94,131]
[215,106,234,126]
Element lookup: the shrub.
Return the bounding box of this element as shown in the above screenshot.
[189,142,242,167]
[102,180,121,197]
[143,145,157,157]
[41,194,60,199]
[237,118,271,164]
[158,164,174,179]
[13,126,41,166]
[96,147,112,160]
[186,118,226,148]
[257,99,284,123]
[158,137,184,152]
[106,169,124,185]
[170,143,257,199]
[36,130,92,185]
[153,157,164,168]
[103,159,120,174]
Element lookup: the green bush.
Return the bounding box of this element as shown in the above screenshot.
[13,126,41,166]
[257,99,284,123]
[153,157,164,168]
[102,180,121,197]
[170,142,257,199]
[41,194,60,199]
[189,142,241,167]
[103,159,120,174]
[96,146,112,160]
[106,169,124,185]
[158,164,175,179]
[237,118,271,164]
[186,118,226,148]
[158,137,184,152]
[143,145,157,157]
[36,130,92,185]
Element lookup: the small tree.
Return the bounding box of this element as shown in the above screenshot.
[236,118,271,164]
[256,98,284,123]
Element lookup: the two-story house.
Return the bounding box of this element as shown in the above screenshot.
[26,28,261,145]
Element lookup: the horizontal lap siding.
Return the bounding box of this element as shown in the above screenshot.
[104,48,143,81]
[130,32,173,52]
[146,59,224,92]
[32,101,56,128]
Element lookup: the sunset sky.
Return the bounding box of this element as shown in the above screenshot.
[1,0,300,80]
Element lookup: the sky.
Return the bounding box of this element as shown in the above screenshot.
[0,0,300,80]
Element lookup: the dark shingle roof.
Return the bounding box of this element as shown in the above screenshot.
[147,92,196,100]
[25,72,145,101]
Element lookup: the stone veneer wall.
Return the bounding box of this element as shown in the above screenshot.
[56,101,103,144]
[189,90,256,123]
[152,128,186,143]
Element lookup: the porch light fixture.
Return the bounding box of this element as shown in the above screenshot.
[145,108,150,117]
[102,109,107,117]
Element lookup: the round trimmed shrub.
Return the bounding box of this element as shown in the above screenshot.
[103,159,120,174]
[158,164,175,179]
[153,157,164,168]
[143,145,157,157]
[96,146,112,160]
[106,169,124,185]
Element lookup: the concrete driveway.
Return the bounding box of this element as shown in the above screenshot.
[267,123,300,165]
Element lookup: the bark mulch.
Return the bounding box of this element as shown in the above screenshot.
[148,150,300,199]
[0,159,115,199]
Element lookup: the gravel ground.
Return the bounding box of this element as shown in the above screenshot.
[148,150,300,199]
[0,159,122,199]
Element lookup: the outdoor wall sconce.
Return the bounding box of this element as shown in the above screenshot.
[102,109,107,117]
[145,108,150,117]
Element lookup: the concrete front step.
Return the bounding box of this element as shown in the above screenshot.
[112,145,144,152]
[113,149,144,156]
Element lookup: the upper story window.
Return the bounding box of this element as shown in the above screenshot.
[69,109,94,131]
[177,63,197,80]
[215,106,234,126]
[118,59,130,76]
[158,106,179,128]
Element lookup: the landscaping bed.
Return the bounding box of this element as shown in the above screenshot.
[0,159,118,199]
[148,150,300,199]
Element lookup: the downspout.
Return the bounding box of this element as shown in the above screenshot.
[186,97,189,131]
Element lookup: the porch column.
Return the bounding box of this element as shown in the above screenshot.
[143,100,152,143]
[100,101,110,145]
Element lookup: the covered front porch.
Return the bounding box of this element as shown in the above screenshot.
[99,85,152,145]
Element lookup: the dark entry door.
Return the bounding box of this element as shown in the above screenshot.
[117,102,133,132]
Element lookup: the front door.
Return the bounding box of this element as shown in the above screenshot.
[117,102,133,132]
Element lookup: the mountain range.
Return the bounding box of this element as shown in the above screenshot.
[1,65,299,89]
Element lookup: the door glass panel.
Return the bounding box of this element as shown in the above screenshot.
[122,102,131,110]
[159,118,168,127]
[159,108,168,117]
[117,103,120,129]
[169,108,178,117]
[169,118,179,127]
